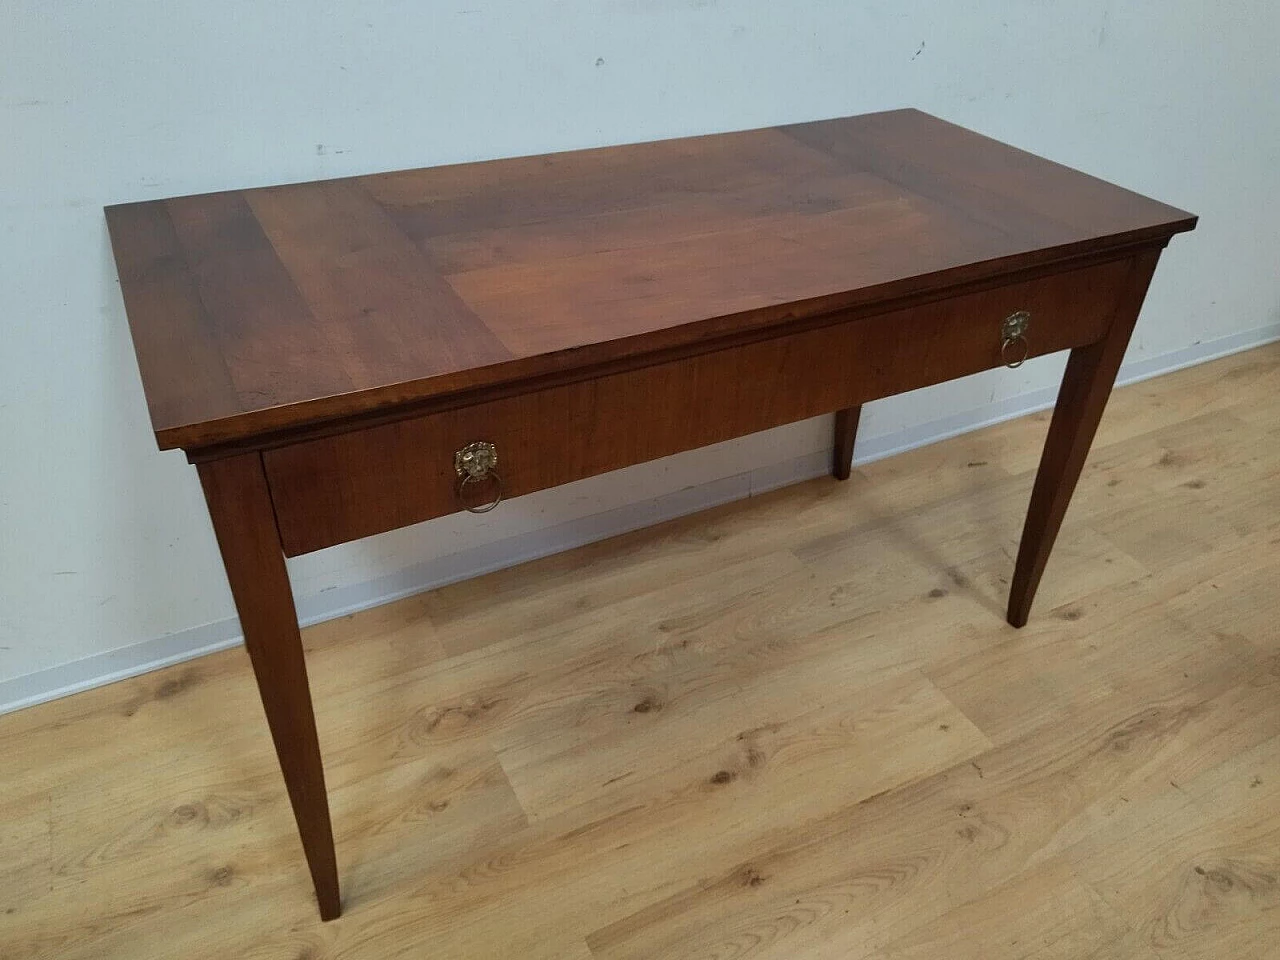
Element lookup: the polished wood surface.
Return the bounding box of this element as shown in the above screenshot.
[5,345,1278,959]
[831,406,862,480]
[106,109,1194,452]
[196,454,341,919]
[264,257,1132,555]
[1008,249,1160,625]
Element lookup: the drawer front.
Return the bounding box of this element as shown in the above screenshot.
[265,257,1134,555]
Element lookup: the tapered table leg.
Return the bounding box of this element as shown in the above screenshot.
[832,405,863,480]
[197,453,341,920]
[1007,250,1162,627]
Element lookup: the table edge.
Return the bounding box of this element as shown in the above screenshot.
[170,229,1193,459]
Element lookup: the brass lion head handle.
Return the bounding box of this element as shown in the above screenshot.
[1001,310,1031,369]
[453,441,502,513]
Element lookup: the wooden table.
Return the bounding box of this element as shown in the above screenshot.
[105,108,1195,919]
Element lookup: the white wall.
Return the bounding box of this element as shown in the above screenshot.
[2,1,1277,708]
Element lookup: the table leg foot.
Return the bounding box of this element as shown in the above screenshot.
[832,405,862,480]
[1007,250,1161,627]
[198,453,342,920]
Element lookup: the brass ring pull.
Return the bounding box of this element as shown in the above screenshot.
[1000,310,1031,369]
[454,441,502,514]
[1001,334,1029,369]
[457,471,503,513]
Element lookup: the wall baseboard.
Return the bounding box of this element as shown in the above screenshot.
[3,323,1276,716]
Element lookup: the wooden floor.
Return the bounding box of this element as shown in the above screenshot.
[3,345,1280,960]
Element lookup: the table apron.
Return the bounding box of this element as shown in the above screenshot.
[263,256,1136,556]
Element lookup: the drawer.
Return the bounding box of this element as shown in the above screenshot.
[264,256,1135,555]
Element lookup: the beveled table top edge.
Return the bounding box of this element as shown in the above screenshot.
[105,107,1197,454]
[165,230,1192,458]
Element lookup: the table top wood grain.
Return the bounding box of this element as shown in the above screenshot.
[105,108,1195,452]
